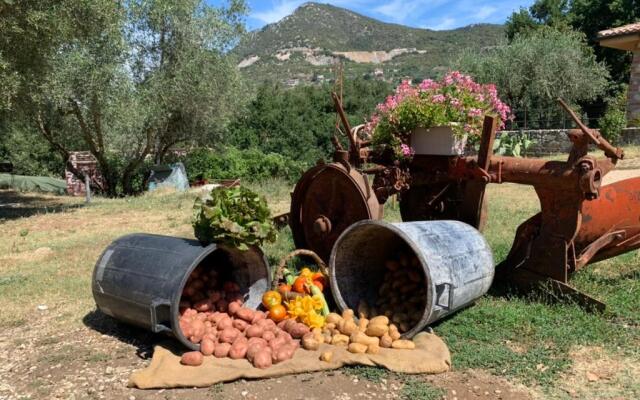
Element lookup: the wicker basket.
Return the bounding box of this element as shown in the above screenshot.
[270,249,329,300]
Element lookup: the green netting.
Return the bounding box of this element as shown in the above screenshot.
[0,173,67,195]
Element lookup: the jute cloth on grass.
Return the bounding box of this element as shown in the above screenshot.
[129,332,451,389]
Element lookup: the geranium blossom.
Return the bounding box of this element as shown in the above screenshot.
[365,71,512,161]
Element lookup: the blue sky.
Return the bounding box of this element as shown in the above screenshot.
[208,0,535,31]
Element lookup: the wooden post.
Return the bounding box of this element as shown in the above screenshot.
[85,174,92,203]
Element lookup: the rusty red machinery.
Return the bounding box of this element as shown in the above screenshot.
[289,94,640,310]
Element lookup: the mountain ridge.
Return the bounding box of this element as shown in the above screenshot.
[234,2,505,84]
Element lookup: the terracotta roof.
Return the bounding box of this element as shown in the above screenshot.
[598,22,640,39]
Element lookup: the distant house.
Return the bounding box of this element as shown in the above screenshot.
[598,22,640,122]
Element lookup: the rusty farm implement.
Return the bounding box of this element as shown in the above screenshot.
[288,95,640,311]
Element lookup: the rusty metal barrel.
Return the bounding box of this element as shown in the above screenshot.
[329,220,494,338]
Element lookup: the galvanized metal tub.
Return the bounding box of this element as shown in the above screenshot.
[329,220,494,338]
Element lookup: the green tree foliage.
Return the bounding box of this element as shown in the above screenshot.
[599,85,629,143]
[505,0,640,84]
[0,0,247,196]
[456,28,609,128]
[225,78,392,165]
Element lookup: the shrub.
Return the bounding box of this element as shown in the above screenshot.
[599,108,626,144]
[599,85,628,144]
[183,147,307,183]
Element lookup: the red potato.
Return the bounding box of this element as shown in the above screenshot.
[180,351,204,366]
[208,312,223,324]
[252,350,273,369]
[232,319,249,332]
[235,308,255,323]
[183,285,196,297]
[245,325,264,338]
[228,300,242,316]
[227,292,244,303]
[208,291,222,303]
[251,311,266,324]
[217,316,233,330]
[229,340,249,359]
[200,338,215,356]
[289,323,310,339]
[282,319,297,332]
[194,299,213,312]
[272,344,296,364]
[183,308,197,318]
[246,343,267,362]
[204,332,217,342]
[195,312,207,322]
[179,319,193,338]
[191,292,206,302]
[191,279,205,290]
[262,330,275,342]
[223,282,240,293]
[269,335,286,349]
[277,331,293,342]
[219,328,240,344]
[216,299,228,313]
[214,342,231,358]
[277,320,288,330]
[258,318,276,331]
[191,319,205,336]
[247,337,267,347]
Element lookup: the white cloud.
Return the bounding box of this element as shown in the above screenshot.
[251,0,305,24]
[373,0,447,24]
[476,5,497,20]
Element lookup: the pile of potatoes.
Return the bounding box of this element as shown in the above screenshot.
[301,308,415,358]
[358,252,427,333]
[178,266,245,316]
[178,266,311,369]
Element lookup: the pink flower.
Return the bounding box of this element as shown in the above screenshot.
[431,94,446,103]
[419,79,439,91]
[400,144,414,157]
[469,108,483,117]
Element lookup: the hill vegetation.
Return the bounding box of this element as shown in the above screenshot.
[233,2,504,84]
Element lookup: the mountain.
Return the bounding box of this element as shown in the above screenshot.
[234,2,505,85]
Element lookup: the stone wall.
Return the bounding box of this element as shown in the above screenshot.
[498,127,640,157]
[628,51,640,122]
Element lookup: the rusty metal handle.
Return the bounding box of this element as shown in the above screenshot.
[557,98,624,161]
[331,92,359,160]
[271,249,329,290]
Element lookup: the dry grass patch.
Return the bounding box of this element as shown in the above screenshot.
[559,346,640,399]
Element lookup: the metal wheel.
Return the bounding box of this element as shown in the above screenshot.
[290,162,382,261]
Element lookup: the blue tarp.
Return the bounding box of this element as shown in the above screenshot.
[147,162,189,192]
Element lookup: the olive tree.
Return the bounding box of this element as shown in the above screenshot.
[455,28,610,128]
[0,0,247,195]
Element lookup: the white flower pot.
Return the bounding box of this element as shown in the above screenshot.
[410,126,468,156]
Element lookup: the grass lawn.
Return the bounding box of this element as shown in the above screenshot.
[0,177,638,399]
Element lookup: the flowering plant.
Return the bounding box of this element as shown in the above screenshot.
[365,71,512,161]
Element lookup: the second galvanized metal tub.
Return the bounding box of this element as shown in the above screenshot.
[329,220,494,338]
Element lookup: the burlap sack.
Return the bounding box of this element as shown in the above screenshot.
[129,332,451,389]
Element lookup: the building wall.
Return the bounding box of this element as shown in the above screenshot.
[629,51,640,123]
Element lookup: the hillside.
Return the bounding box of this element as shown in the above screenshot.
[234,2,505,85]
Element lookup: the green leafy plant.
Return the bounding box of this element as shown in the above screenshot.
[192,186,277,250]
[493,133,535,157]
[599,86,628,144]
